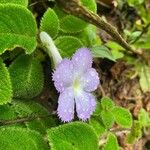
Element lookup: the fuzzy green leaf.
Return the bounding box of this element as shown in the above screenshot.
[0,127,48,150]
[12,100,56,134]
[91,46,115,61]
[0,0,28,6]
[101,97,115,111]
[55,36,84,57]
[112,107,132,128]
[47,122,98,150]
[0,4,37,54]
[139,65,150,92]
[104,133,119,150]
[40,8,59,38]
[0,58,12,105]
[9,55,44,99]
[101,110,114,129]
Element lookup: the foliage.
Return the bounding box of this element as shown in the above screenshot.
[0,0,149,149]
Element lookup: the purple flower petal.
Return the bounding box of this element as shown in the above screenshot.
[57,88,75,122]
[72,48,92,73]
[53,59,74,92]
[75,91,96,121]
[80,68,100,92]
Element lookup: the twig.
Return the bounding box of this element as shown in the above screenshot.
[0,114,51,126]
[56,0,142,55]
[131,22,150,44]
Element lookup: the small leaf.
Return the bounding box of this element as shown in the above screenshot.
[138,108,150,127]
[47,122,98,150]
[55,36,84,57]
[89,116,106,136]
[139,65,150,92]
[101,110,114,129]
[0,127,48,150]
[104,133,119,150]
[112,106,132,128]
[0,0,28,6]
[0,4,37,54]
[9,55,44,99]
[127,120,142,144]
[40,8,59,38]
[101,97,115,111]
[91,46,115,61]
[0,58,12,105]
[60,15,87,33]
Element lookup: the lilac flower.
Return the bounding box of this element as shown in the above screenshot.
[53,48,100,122]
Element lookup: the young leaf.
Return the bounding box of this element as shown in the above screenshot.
[0,127,48,150]
[55,36,84,57]
[112,107,132,128]
[91,46,116,61]
[101,110,114,129]
[103,133,119,150]
[9,55,44,99]
[0,0,28,6]
[12,100,56,134]
[0,58,12,105]
[47,122,98,150]
[0,4,37,54]
[101,97,115,111]
[138,108,150,127]
[139,65,150,92]
[40,8,59,39]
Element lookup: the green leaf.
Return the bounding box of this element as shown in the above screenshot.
[0,127,48,150]
[60,15,87,33]
[139,65,150,92]
[55,36,84,57]
[101,110,114,129]
[47,122,98,150]
[105,41,124,59]
[93,101,102,116]
[0,4,37,55]
[138,108,150,127]
[91,46,115,61]
[112,107,132,128]
[81,0,97,13]
[127,121,142,144]
[75,25,101,47]
[101,97,115,111]
[0,0,28,6]
[89,116,106,136]
[0,104,16,120]
[9,55,44,99]
[40,8,59,38]
[12,100,56,134]
[104,133,119,150]
[0,58,12,105]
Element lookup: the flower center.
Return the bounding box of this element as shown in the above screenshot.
[73,77,82,95]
